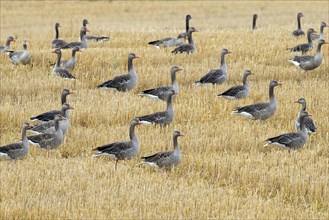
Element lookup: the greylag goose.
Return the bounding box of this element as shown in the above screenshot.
[171,27,198,54]
[292,12,305,37]
[0,123,33,160]
[138,66,182,101]
[218,70,253,100]
[294,98,316,134]
[288,28,316,54]
[179,15,192,38]
[62,27,89,49]
[148,33,186,48]
[252,14,258,30]
[141,130,184,169]
[82,19,110,42]
[30,88,74,123]
[92,118,142,169]
[0,36,15,52]
[7,40,31,65]
[264,111,311,150]
[51,23,67,49]
[97,53,140,91]
[311,22,329,41]
[288,39,328,71]
[28,115,66,149]
[28,103,74,135]
[51,49,76,79]
[58,46,81,71]
[231,80,281,120]
[195,48,231,86]
[136,90,176,126]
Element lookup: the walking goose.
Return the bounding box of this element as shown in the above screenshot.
[92,118,142,169]
[0,123,33,160]
[138,66,182,101]
[136,90,176,126]
[28,115,66,149]
[51,23,67,49]
[0,36,15,52]
[195,48,231,86]
[292,12,305,37]
[231,80,281,120]
[97,53,140,91]
[252,14,258,30]
[171,27,198,54]
[141,130,184,169]
[28,103,74,135]
[288,28,316,54]
[62,27,89,49]
[7,40,31,65]
[148,33,186,48]
[264,111,311,150]
[218,70,253,100]
[58,46,81,71]
[294,98,316,134]
[311,22,329,40]
[179,15,192,38]
[51,49,76,79]
[288,39,328,71]
[30,88,74,123]
[82,19,110,42]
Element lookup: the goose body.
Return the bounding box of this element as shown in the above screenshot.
[62,27,89,49]
[8,40,31,65]
[0,36,15,52]
[51,23,67,49]
[59,47,81,71]
[294,98,316,134]
[51,49,76,79]
[288,28,316,54]
[171,27,198,54]
[148,34,185,48]
[179,15,192,38]
[292,13,305,37]
[310,22,329,40]
[82,19,109,42]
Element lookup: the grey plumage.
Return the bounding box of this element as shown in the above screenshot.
[62,27,89,49]
[51,49,76,79]
[82,19,110,42]
[179,14,192,38]
[171,27,198,54]
[0,36,15,52]
[294,98,316,134]
[310,22,328,41]
[59,47,81,71]
[288,28,316,54]
[148,34,185,48]
[8,40,31,65]
[292,13,305,37]
[252,14,258,30]
[51,23,67,49]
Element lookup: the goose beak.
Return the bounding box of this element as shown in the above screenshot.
[12,39,16,42]
[308,114,312,117]
[179,133,185,137]
[51,50,56,53]
[293,100,299,103]
[251,72,255,75]
[69,106,75,109]
[278,82,282,86]
[68,91,75,94]
[135,55,141,58]
[228,51,232,54]
[178,68,183,71]
[86,28,90,32]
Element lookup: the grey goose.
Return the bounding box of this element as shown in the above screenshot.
[288,28,316,54]
[0,36,15,52]
[7,40,31,65]
[148,33,186,48]
[51,23,67,49]
[311,22,329,41]
[252,14,258,30]
[62,27,89,49]
[171,27,198,54]
[82,19,110,42]
[51,49,76,79]
[59,46,81,71]
[294,98,316,134]
[292,12,305,37]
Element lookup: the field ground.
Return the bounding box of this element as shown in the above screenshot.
[0,1,329,219]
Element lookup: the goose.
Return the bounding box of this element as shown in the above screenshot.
[58,46,81,71]
[218,70,253,100]
[288,39,328,71]
[264,111,311,150]
[92,118,142,169]
[0,36,15,52]
[30,88,74,123]
[7,40,31,65]
[292,12,305,37]
[195,48,231,86]
[82,19,110,42]
[51,49,76,79]
[136,90,176,126]
[288,28,316,54]
[171,27,198,54]
[97,53,140,91]
[138,66,182,101]
[62,27,89,49]
[294,98,316,134]
[51,23,67,49]
[28,103,74,135]
[252,14,258,30]
[28,115,66,149]
[231,80,281,120]
[0,123,33,160]
[311,22,329,41]
[141,130,184,169]
[179,14,192,38]
[148,33,186,48]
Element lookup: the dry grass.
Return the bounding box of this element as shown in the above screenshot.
[1,1,329,219]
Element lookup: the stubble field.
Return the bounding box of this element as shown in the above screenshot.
[0,1,329,219]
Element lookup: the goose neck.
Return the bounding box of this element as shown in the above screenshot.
[242,74,249,87]
[187,31,194,45]
[129,123,138,141]
[297,15,302,30]
[269,85,276,102]
[186,17,190,32]
[55,25,59,39]
[56,52,62,67]
[173,135,180,152]
[166,95,173,112]
[307,31,313,43]
[22,126,28,143]
[252,16,257,30]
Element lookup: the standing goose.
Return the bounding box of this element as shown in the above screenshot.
[148,33,186,48]
[288,28,316,54]
[28,103,74,135]
[264,111,311,150]
[30,88,74,123]
[179,14,192,38]
[171,27,198,54]
[62,27,89,49]
[252,14,258,30]
[138,66,183,101]
[218,70,253,100]
[51,23,67,49]
[92,118,142,169]
[294,98,316,134]
[195,48,231,86]
[231,80,281,120]
[292,12,305,37]
[59,46,81,71]
[97,53,140,91]
[136,90,176,126]
[0,36,15,52]
[288,39,328,71]
[82,19,110,42]
[28,115,66,149]
[0,123,33,160]
[311,22,329,40]
[7,40,31,65]
[51,49,76,79]
[141,130,184,169]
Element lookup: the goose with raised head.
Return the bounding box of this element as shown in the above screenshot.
[311,22,329,40]
[0,36,15,52]
[195,48,231,86]
[292,12,305,37]
[148,33,186,48]
[141,130,184,169]
[252,14,258,30]
[7,40,31,65]
[92,118,142,170]
[82,19,110,42]
[51,49,76,79]
[0,123,33,160]
[264,111,311,150]
[30,88,74,123]
[294,98,316,134]
[62,27,89,49]
[51,23,67,49]
[179,14,192,38]
[171,27,198,54]
[97,53,140,91]
[288,28,316,54]
[59,46,81,71]
[232,80,281,120]
[218,70,253,100]
[138,66,182,101]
